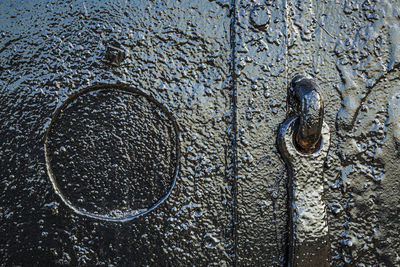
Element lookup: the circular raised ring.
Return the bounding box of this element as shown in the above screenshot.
[44,84,179,222]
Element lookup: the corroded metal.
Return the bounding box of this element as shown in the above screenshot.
[278,116,331,266]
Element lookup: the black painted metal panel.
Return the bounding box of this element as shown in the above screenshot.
[0,1,234,265]
[1,0,400,266]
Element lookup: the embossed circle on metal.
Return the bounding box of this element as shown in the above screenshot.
[44,84,180,222]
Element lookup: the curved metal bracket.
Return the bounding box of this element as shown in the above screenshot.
[288,74,324,152]
[278,74,331,266]
[278,116,331,267]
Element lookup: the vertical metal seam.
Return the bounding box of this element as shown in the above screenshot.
[229,0,238,265]
[283,0,290,265]
[284,0,289,92]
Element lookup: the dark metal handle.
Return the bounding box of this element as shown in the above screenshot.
[287,74,324,152]
[278,74,331,266]
[278,117,331,267]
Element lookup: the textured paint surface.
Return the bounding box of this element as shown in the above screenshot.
[233,0,400,265]
[45,87,179,221]
[233,0,288,265]
[278,117,330,266]
[0,0,234,265]
[285,0,400,265]
[1,0,400,265]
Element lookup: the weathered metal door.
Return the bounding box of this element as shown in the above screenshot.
[1,0,400,266]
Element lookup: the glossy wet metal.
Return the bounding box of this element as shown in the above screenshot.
[287,74,324,152]
[234,0,288,264]
[44,85,179,221]
[278,116,330,266]
[1,0,234,265]
[233,0,400,265]
[278,75,330,265]
[1,0,400,265]
[285,0,400,265]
